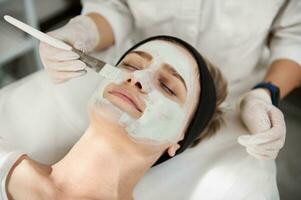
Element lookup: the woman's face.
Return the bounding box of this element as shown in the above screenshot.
[90,40,200,151]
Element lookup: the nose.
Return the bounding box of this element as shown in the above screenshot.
[126,77,143,90]
[125,70,152,93]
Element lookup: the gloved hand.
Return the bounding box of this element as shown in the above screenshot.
[237,88,286,160]
[39,15,100,83]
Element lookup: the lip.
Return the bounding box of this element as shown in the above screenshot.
[109,88,143,112]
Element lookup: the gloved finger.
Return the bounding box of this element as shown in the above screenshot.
[255,137,285,151]
[244,138,284,152]
[241,105,271,134]
[248,150,277,160]
[40,42,79,61]
[49,70,87,83]
[248,143,277,155]
[47,60,87,72]
[249,146,279,160]
[245,107,286,144]
[48,31,92,53]
[47,30,73,45]
[48,29,91,53]
[237,135,251,147]
[74,40,89,52]
[246,147,278,160]
[49,50,79,62]
[246,147,269,160]
[40,42,64,56]
[238,135,278,152]
[267,106,286,133]
[244,132,282,145]
[238,134,271,147]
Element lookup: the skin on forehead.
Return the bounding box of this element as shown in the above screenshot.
[134,40,199,89]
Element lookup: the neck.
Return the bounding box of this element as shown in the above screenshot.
[50,123,158,200]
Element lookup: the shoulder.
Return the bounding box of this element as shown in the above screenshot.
[5,157,60,200]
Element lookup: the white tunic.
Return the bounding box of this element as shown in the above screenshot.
[1,0,301,199]
[81,0,301,84]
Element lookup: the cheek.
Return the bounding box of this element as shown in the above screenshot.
[103,83,116,98]
[153,74,185,105]
[176,88,200,141]
[88,81,116,115]
[184,76,200,113]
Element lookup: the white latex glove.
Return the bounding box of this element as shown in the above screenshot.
[39,15,100,83]
[237,88,286,160]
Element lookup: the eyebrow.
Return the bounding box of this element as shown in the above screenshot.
[163,63,187,90]
[128,51,153,61]
[127,51,187,90]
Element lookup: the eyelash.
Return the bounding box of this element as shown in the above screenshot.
[121,62,140,71]
[121,62,176,96]
[159,81,176,96]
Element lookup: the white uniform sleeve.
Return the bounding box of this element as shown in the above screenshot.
[0,139,24,200]
[269,0,301,66]
[81,0,134,47]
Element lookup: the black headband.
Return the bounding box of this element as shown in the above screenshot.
[115,35,217,166]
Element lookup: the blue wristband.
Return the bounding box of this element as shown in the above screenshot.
[253,82,280,107]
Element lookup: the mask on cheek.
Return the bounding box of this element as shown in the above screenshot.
[88,64,126,123]
[120,90,186,144]
[89,64,190,145]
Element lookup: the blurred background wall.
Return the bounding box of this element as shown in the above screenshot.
[0,0,81,88]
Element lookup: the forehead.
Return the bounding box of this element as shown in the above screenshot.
[133,40,198,84]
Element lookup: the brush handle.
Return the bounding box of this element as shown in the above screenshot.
[4,15,72,51]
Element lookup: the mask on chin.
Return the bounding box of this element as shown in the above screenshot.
[89,63,191,145]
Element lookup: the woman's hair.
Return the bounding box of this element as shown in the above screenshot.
[189,58,228,147]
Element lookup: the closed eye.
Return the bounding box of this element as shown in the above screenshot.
[159,81,176,96]
[121,62,140,71]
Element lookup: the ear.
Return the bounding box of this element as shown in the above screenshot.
[167,143,181,157]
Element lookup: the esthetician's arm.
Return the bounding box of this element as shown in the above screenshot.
[264,59,301,98]
[86,13,115,50]
[264,0,301,98]
[81,0,134,47]
[238,0,301,160]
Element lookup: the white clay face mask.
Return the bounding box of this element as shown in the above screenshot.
[89,40,196,145]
